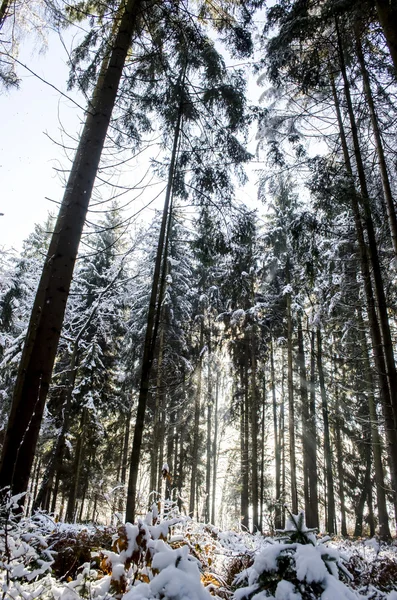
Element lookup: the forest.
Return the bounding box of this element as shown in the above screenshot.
[2,0,397,598]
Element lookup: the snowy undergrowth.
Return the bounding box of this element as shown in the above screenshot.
[233,510,397,600]
[1,495,397,600]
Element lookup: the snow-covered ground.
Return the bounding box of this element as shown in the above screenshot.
[1,496,397,600]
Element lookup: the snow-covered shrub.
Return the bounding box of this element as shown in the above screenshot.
[58,505,218,600]
[341,539,397,597]
[233,510,365,600]
[0,491,55,599]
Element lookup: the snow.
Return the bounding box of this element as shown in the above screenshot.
[1,501,397,600]
[124,539,211,600]
[295,544,328,583]
[275,580,301,600]
[250,542,293,579]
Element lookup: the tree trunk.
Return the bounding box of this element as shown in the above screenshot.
[189,324,204,517]
[357,308,391,539]
[260,373,266,531]
[354,27,397,257]
[0,0,12,28]
[205,343,212,523]
[125,78,185,523]
[308,327,319,528]
[0,0,144,497]
[286,266,298,514]
[374,0,397,76]
[317,329,336,534]
[239,359,249,530]
[65,408,87,522]
[211,371,219,525]
[354,450,371,537]
[334,372,347,537]
[330,64,397,509]
[297,316,311,524]
[150,327,164,500]
[280,350,286,529]
[336,18,397,434]
[250,331,259,532]
[271,339,282,529]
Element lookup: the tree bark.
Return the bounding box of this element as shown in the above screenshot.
[125,77,184,523]
[250,331,259,531]
[308,327,319,528]
[0,0,12,29]
[297,316,311,524]
[374,0,397,76]
[334,362,347,537]
[205,342,212,523]
[211,371,219,525]
[357,308,391,539]
[0,0,144,497]
[270,339,282,529]
[354,27,397,257]
[317,328,336,534]
[330,64,397,509]
[189,324,204,517]
[286,263,298,514]
[66,408,87,522]
[336,18,397,433]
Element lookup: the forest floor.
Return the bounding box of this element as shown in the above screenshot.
[1,498,397,600]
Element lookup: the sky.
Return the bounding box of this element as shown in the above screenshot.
[0,30,85,251]
[0,15,264,254]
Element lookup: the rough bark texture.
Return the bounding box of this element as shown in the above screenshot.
[0,0,144,497]
[317,329,336,534]
[354,27,397,257]
[270,340,282,529]
[297,317,310,524]
[286,265,298,514]
[375,0,397,75]
[330,64,397,509]
[308,328,319,528]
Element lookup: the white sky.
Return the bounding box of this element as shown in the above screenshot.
[0,30,85,251]
[0,21,264,253]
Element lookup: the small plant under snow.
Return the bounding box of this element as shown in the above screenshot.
[232,509,396,600]
[1,496,397,600]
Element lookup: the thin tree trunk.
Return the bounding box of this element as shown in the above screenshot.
[260,373,266,531]
[26,456,40,516]
[205,342,212,523]
[189,324,204,517]
[297,316,311,524]
[50,466,61,515]
[125,76,185,523]
[250,332,259,532]
[119,407,131,514]
[334,376,347,537]
[286,267,298,514]
[280,350,286,529]
[211,371,219,525]
[357,308,391,539]
[150,327,164,499]
[330,64,397,509]
[271,339,282,529]
[354,451,371,537]
[65,409,87,522]
[317,329,336,534]
[0,0,144,497]
[354,27,397,257]
[241,363,250,530]
[336,18,397,433]
[308,327,319,528]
